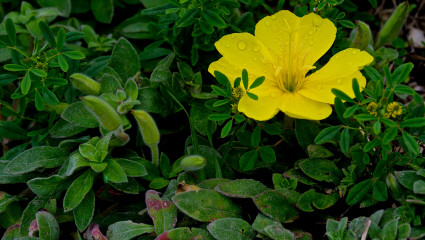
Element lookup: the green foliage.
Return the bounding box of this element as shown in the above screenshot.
[1,1,424,239]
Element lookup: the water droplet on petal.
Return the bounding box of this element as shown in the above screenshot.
[265,19,271,26]
[309,40,314,46]
[271,92,277,98]
[226,44,230,48]
[271,15,277,20]
[352,50,358,54]
[237,41,247,50]
[337,79,343,84]
[308,30,314,35]
[316,84,322,90]
[253,46,260,52]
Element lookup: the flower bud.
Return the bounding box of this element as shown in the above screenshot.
[124,78,138,101]
[70,73,101,96]
[180,155,206,172]
[349,21,372,51]
[375,1,409,49]
[386,173,402,201]
[131,109,159,146]
[82,96,121,131]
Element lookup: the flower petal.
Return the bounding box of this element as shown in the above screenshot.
[208,57,242,87]
[279,92,332,120]
[213,32,276,80]
[255,11,336,67]
[238,89,282,121]
[298,48,374,104]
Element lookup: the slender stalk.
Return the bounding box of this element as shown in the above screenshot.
[151,143,159,167]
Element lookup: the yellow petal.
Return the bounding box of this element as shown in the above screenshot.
[298,48,374,104]
[213,32,275,80]
[208,57,242,87]
[255,11,336,68]
[238,88,283,121]
[279,92,332,120]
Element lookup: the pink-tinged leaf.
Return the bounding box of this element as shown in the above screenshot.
[146,190,178,236]
[84,224,107,240]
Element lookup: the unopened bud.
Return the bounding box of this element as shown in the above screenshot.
[82,96,121,131]
[131,110,159,146]
[375,1,409,49]
[386,173,402,201]
[180,155,206,172]
[124,78,138,101]
[70,73,101,96]
[350,21,372,51]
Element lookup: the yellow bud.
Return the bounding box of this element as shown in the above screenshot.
[180,155,206,172]
[82,96,121,131]
[131,110,160,146]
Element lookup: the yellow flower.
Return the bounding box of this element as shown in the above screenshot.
[385,102,403,118]
[367,102,379,117]
[208,11,374,120]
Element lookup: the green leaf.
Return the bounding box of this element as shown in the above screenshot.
[56,28,66,52]
[39,21,57,48]
[146,190,177,235]
[73,190,95,232]
[395,170,422,191]
[372,180,388,201]
[331,88,355,103]
[57,54,69,72]
[63,169,95,212]
[253,190,299,223]
[353,114,377,121]
[382,126,398,145]
[0,192,18,213]
[249,76,265,89]
[103,159,128,183]
[172,189,242,222]
[297,189,339,211]
[246,92,258,100]
[401,131,420,155]
[91,0,114,23]
[4,64,28,72]
[35,91,46,111]
[0,121,27,140]
[19,197,49,236]
[352,78,364,101]
[393,62,414,84]
[221,119,233,138]
[380,218,398,240]
[36,0,71,17]
[207,218,256,240]
[208,114,231,121]
[42,88,59,106]
[110,37,141,82]
[106,221,154,240]
[239,150,258,171]
[21,73,31,95]
[340,128,350,154]
[5,18,16,46]
[5,146,67,174]
[62,153,90,177]
[299,158,341,183]
[156,227,214,240]
[27,175,71,198]
[214,71,230,86]
[114,158,147,177]
[413,180,425,194]
[36,210,60,240]
[364,66,382,82]
[176,8,199,27]
[215,179,269,198]
[259,146,276,163]
[343,105,360,118]
[400,118,425,128]
[339,20,356,28]
[61,102,99,128]
[394,85,416,95]
[252,214,293,240]
[31,69,47,78]
[346,179,373,205]
[201,9,226,28]
[63,51,85,60]
[251,126,261,148]
[314,126,342,144]
[242,69,248,90]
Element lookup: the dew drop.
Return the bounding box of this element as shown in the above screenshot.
[265,19,271,26]
[308,30,314,35]
[253,46,260,52]
[337,79,343,84]
[309,40,314,46]
[352,50,357,54]
[237,41,247,50]
[226,44,230,48]
[271,15,277,20]
[316,84,322,90]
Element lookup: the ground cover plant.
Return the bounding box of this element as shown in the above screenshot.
[1,0,425,239]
